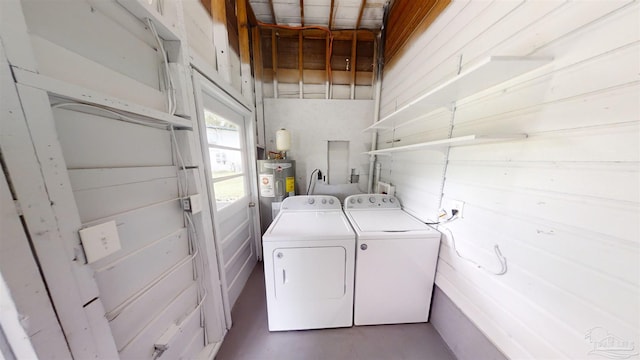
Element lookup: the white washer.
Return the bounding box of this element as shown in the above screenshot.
[344,194,441,326]
[262,195,355,331]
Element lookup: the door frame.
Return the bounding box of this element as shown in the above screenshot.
[191,70,261,327]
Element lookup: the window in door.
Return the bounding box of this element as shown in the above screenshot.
[204,109,246,210]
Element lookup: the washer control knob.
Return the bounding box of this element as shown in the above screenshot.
[369,196,376,203]
[382,198,387,203]
[357,198,363,203]
[349,198,355,204]
[389,198,395,203]
[360,244,368,251]
[322,199,327,204]
[329,199,334,205]
[308,198,315,204]
[276,252,283,258]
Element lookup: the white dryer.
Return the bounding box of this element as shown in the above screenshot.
[344,194,441,326]
[262,195,355,331]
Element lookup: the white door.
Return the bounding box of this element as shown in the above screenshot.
[193,72,260,323]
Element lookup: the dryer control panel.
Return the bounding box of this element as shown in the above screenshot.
[281,195,342,210]
[344,194,401,209]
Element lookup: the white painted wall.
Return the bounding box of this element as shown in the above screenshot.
[378,1,639,359]
[0,0,251,358]
[263,98,374,195]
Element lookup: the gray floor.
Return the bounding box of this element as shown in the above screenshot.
[216,263,456,360]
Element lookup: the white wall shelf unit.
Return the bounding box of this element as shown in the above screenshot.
[13,68,192,129]
[366,134,528,155]
[365,56,552,131]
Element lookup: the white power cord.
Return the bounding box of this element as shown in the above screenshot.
[146,17,176,115]
[438,217,508,276]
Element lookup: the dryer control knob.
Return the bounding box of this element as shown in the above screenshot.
[276,252,283,258]
[308,198,315,204]
[349,198,355,204]
[369,196,376,203]
[329,199,334,204]
[382,198,387,203]
[360,244,368,250]
[322,199,327,204]
[389,198,395,203]
[357,198,363,203]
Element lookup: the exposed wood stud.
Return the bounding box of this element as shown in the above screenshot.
[328,0,335,30]
[326,33,331,99]
[211,0,231,82]
[299,31,304,98]
[300,0,305,26]
[271,29,278,98]
[268,0,276,24]
[350,32,357,99]
[355,0,367,29]
[252,27,266,146]
[237,0,253,98]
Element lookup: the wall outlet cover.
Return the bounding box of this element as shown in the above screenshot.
[79,221,122,264]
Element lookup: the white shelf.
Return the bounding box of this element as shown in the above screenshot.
[14,68,193,129]
[365,56,552,131]
[366,134,528,155]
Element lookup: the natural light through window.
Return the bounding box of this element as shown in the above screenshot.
[205,109,246,209]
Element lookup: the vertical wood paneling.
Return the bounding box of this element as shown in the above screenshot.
[378,1,640,358]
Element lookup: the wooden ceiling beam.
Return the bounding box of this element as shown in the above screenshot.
[259,28,376,41]
[268,0,276,24]
[355,0,367,29]
[328,0,335,30]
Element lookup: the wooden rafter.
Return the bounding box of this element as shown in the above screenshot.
[237,0,252,96]
[328,0,335,30]
[355,0,367,29]
[268,0,276,24]
[271,29,278,98]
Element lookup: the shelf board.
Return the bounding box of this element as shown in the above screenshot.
[365,56,552,131]
[14,68,192,129]
[366,134,528,155]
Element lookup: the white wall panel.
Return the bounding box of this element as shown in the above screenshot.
[378,0,640,358]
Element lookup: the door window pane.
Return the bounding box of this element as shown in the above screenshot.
[214,176,246,210]
[209,148,243,178]
[205,110,241,148]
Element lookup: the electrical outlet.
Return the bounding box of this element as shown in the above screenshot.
[79,221,122,263]
[450,200,465,218]
[442,199,465,219]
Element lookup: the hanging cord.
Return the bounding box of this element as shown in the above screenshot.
[438,223,508,276]
[170,125,210,344]
[306,169,320,195]
[146,17,176,115]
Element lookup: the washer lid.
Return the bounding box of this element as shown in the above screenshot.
[263,211,355,241]
[347,209,436,234]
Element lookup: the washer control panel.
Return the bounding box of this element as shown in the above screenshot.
[344,194,401,209]
[281,195,341,210]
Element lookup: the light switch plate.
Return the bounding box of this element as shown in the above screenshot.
[79,221,121,263]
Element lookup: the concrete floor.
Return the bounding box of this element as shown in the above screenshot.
[216,263,456,360]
